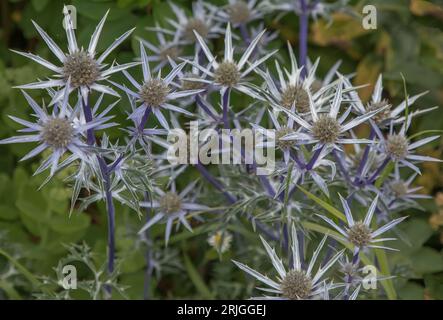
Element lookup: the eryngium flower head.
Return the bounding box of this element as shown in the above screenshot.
[280,85,310,113]
[0,84,111,176]
[139,79,170,108]
[317,195,407,250]
[62,51,101,88]
[13,8,137,103]
[109,41,204,129]
[385,134,409,161]
[280,270,313,300]
[311,115,342,144]
[139,182,210,245]
[377,124,441,174]
[167,1,222,42]
[214,61,241,87]
[190,23,276,98]
[233,225,344,300]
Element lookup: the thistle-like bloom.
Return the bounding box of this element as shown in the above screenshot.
[281,80,384,151]
[110,42,203,129]
[384,166,431,210]
[191,24,277,98]
[344,75,436,127]
[259,45,337,114]
[317,195,407,251]
[0,83,111,176]
[138,181,209,245]
[260,0,349,20]
[167,1,223,43]
[377,121,441,174]
[13,9,137,103]
[218,0,263,26]
[139,24,188,72]
[233,225,344,300]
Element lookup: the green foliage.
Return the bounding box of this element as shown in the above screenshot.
[0,0,442,300]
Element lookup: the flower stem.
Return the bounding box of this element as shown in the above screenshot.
[82,97,116,296]
[299,0,309,79]
[368,157,390,184]
[222,88,231,129]
[356,128,376,179]
[305,145,324,170]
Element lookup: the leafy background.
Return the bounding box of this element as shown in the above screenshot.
[0,0,442,299]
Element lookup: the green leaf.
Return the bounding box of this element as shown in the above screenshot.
[410,248,443,274]
[183,252,214,299]
[375,161,394,188]
[297,185,346,222]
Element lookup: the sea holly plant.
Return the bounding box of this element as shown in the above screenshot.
[0,1,441,301]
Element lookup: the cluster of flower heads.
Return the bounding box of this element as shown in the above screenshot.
[2,1,441,300]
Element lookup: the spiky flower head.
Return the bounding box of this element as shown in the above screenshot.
[62,50,101,88]
[276,126,296,149]
[13,9,137,103]
[184,18,210,41]
[281,270,313,300]
[385,134,409,161]
[312,115,342,144]
[181,73,207,91]
[366,99,392,123]
[214,61,241,87]
[347,222,372,248]
[389,180,408,197]
[41,118,74,149]
[139,79,170,108]
[227,1,251,24]
[159,191,182,214]
[280,85,310,113]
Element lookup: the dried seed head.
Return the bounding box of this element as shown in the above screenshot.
[312,115,341,144]
[281,270,313,300]
[181,73,206,91]
[41,118,74,149]
[348,222,372,247]
[366,99,392,123]
[390,181,408,197]
[276,126,295,149]
[280,85,310,113]
[159,46,182,62]
[385,134,409,161]
[159,192,182,214]
[139,79,170,107]
[184,18,210,41]
[63,51,100,88]
[227,1,251,24]
[214,61,240,87]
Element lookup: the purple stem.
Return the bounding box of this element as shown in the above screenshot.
[305,145,324,170]
[82,97,116,292]
[299,0,309,79]
[222,88,231,129]
[195,161,237,204]
[356,129,376,178]
[368,157,390,184]
[239,23,251,45]
[344,248,360,300]
[333,149,352,183]
[143,191,154,300]
[82,99,96,145]
[195,95,218,121]
[138,107,151,133]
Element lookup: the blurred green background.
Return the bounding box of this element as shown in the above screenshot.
[0,0,442,299]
